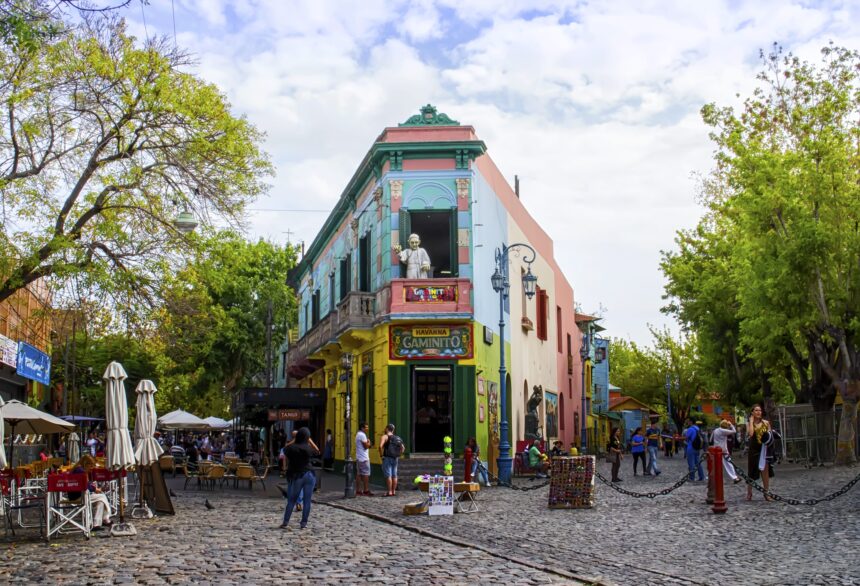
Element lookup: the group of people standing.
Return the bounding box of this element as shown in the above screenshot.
[607,404,776,501]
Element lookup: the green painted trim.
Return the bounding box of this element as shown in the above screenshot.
[388,365,411,455]
[454,364,476,451]
[399,104,460,127]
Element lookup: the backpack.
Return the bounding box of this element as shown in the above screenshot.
[691,430,703,451]
[384,434,404,458]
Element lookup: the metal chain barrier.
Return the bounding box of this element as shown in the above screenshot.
[481,462,552,491]
[724,453,860,505]
[593,451,708,498]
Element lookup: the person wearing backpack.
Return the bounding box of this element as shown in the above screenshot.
[683,418,705,481]
[379,424,405,497]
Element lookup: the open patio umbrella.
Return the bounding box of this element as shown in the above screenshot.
[0,399,74,467]
[202,416,230,430]
[157,409,209,430]
[104,361,136,536]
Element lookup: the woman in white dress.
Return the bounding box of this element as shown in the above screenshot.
[712,419,741,483]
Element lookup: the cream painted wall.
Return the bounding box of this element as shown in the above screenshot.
[506,219,559,444]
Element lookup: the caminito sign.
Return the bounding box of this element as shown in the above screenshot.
[389,324,473,360]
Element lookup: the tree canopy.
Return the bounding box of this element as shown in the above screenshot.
[662,45,860,463]
[610,329,707,431]
[0,7,271,310]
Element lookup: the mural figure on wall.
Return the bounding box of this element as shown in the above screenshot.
[545,391,558,439]
[394,233,431,278]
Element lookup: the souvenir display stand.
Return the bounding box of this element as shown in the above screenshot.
[547,456,595,509]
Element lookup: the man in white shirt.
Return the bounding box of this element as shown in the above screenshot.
[86,432,98,456]
[355,422,372,496]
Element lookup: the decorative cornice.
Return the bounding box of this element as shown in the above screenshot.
[399,104,460,127]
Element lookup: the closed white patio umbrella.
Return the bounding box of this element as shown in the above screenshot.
[133,380,163,466]
[133,379,163,518]
[104,361,136,535]
[68,432,80,463]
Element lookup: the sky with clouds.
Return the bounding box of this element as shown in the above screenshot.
[129,0,858,345]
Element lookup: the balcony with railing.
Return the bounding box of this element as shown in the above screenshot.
[384,278,473,316]
[287,291,376,377]
[287,278,473,378]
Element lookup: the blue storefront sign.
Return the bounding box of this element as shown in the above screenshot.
[16,341,51,386]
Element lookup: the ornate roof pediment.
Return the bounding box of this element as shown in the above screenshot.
[399,104,460,127]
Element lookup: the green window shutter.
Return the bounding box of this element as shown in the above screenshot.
[399,211,411,249]
[369,372,376,441]
[358,375,367,430]
[449,209,459,277]
[388,365,410,454]
[454,365,476,453]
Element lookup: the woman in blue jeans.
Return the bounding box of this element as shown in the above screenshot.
[280,427,317,529]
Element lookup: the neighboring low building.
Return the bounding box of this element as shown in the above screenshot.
[0,280,52,403]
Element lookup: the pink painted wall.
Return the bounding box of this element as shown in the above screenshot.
[377,126,478,144]
[402,159,456,171]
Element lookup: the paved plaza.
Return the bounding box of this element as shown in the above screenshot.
[1,456,858,585]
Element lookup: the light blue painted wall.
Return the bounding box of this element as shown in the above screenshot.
[471,169,510,342]
[592,338,610,413]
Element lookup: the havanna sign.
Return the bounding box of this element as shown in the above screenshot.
[389,324,473,360]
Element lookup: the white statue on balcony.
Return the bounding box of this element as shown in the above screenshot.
[394,233,431,279]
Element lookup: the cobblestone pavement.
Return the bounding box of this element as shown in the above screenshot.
[1,456,857,585]
[320,455,860,586]
[0,486,576,585]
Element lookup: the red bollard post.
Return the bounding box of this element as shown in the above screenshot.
[710,446,727,514]
[464,446,473,482]
[706,448,715,504]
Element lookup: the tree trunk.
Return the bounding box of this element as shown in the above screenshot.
[835,380,859,465]
[810,379,837,412]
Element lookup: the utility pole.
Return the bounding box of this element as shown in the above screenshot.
[265,300,273,388]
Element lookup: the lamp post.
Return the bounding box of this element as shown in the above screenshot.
[490,243,538,486]
[341,352,356,498]
[665,374,672,424]
[580,337,589,453]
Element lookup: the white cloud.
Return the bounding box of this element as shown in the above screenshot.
[127,0,857,345]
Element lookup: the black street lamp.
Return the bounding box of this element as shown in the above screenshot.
[341,352,356,498]
[491,242,538,485]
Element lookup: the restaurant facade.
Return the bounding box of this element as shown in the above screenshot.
[284,105,583,477]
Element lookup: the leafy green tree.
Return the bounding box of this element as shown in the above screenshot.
[669,45,859,463]
[0,10,271,309]
[610,329,707,431]
[151,232,298,415]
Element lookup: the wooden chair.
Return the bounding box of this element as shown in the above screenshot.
[251,465,268,491]
[158,454,176,477]
[202,466,226,491]
[234,465,253,490]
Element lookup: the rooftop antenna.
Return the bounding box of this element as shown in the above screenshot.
[515,175,520,198]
